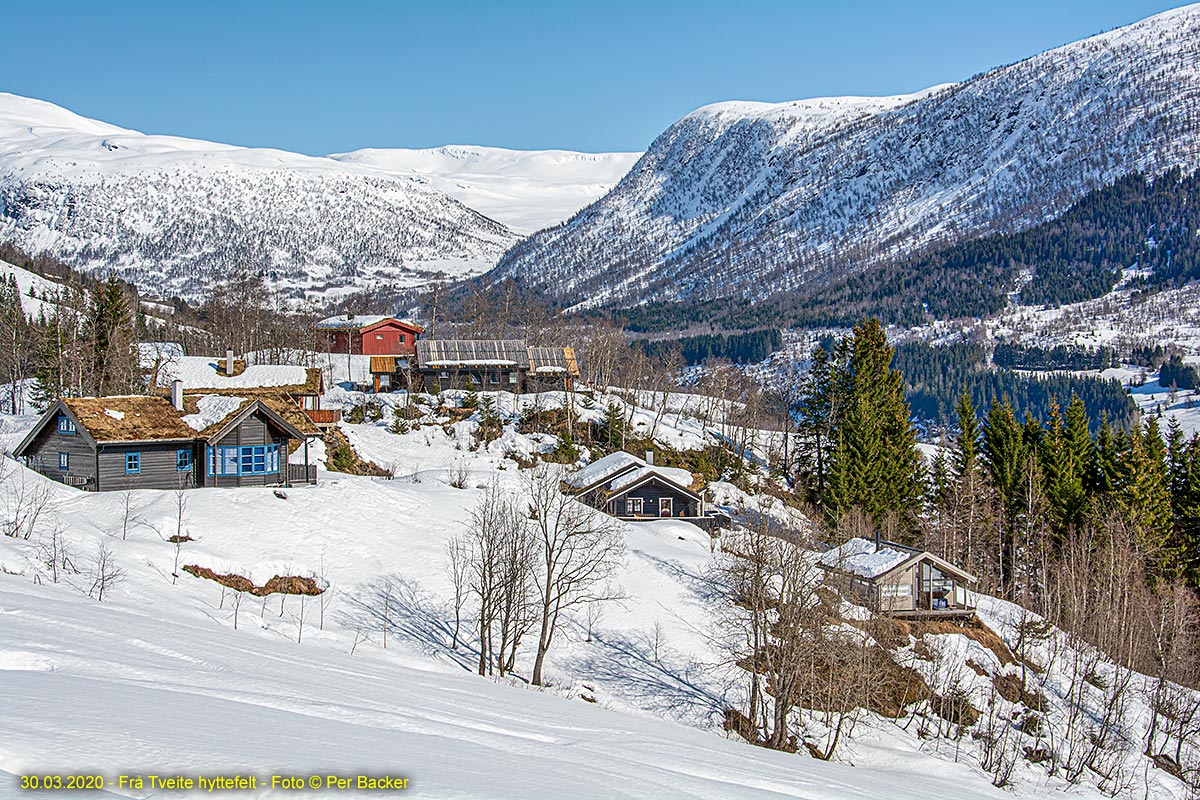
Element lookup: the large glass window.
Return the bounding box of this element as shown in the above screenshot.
[206,444,281,476]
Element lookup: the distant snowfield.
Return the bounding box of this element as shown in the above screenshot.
[330,146,642,234]
[0,93,640,300]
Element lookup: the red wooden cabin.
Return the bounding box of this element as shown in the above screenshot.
[316,315,424,356]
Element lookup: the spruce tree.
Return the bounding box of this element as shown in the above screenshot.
[826,319,924,531]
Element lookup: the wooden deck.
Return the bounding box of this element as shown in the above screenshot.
[890,606,976,619]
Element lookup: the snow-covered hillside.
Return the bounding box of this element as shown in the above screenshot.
[1,379,1195,798]
[0,96,634,304]
[492,4,1200,310]
[329,146,640,235]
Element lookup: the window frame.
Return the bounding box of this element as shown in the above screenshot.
[57,414,77,435]
[177,448,192,472]
[125,452,141,475]
[206,444,281,477]
[58,451,69,471]
[625,497,643,516]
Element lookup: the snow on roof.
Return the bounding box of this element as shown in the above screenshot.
[565,451,644,489]
[818,538,916,579]
[104,409,126,421]
[608,465,695,494]
[156,356,313,392]
[566,451,695,494]
[181,395,247,432]
[424,359,517,367]
[315,315,390,330]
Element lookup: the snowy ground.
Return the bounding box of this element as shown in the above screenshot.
[0,386,1193,798]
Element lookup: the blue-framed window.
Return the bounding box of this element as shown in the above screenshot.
[206,444,280,476]
[57,414,77,435]
[58,452,69,471]
[125,452,141,475]
[177,449,192,471]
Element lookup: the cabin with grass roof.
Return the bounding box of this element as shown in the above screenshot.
[14,385,320,491]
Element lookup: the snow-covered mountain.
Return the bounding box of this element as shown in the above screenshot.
[491,4,1200,312]
[329,146,640,235]
[0,95,638,303]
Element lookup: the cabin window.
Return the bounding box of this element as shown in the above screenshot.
[439,371,450,379]
[177,449,192,471]
[58,452,69,471]
[659,497,673,517]
[206,445,280,476]
[489,373,501,385]
[57,415,77,434]
[125,452,141,475]
[378,374,391,388]
[880,584,912,598]
[376,334,384,340]
[399,334,406,343]
[509,372,518,384]
[625,498,643,515]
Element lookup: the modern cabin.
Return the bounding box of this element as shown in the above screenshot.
[565,450,727,531]
[817,538,977,618]
[315,315,423,356]
[14,391,319,492]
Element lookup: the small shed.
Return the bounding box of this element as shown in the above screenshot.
[818,538,977,617]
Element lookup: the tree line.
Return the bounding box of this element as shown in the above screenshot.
[635,329,783,366]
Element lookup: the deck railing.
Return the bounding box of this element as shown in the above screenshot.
[304,409,342,426]
[287,464,318,485]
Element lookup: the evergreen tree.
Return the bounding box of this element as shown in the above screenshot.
[826,319,924,531]
[599,401,626,450]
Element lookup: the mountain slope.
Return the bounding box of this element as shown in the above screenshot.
[0,96,637,304]
[490,4,1200,313]
[329,146,641,235]
[0,93,518,302]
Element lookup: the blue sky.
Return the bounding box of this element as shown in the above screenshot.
[2,0,1184,154]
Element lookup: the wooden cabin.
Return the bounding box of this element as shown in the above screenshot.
[565,450,727,531]
[818,538,977,618]
[316,315,423,356]
[416,340,529,392]
[415,340,581,394]
[14,392,319,492]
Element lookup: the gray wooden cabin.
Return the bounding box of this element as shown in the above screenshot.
[415,340,580,394]
[818,537,977,618]
[15,392,318,492]
[566,450,726,531]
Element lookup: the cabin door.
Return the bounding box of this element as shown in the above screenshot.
[659,497,672,517]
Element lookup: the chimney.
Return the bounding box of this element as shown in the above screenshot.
[225,348,234,376]
[171,379,184,412]
[875,529,881,552]
[645,450,654,466]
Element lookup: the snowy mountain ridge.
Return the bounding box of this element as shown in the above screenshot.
[0,94,636,302]
[490,4,1200,312]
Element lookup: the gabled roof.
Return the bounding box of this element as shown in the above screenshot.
[16,397,196,451]
[566,450,697,496]
[316,315,424,333]
[192,396,318,442]
[14,394,318,457]
[417,339,531,369]
[818,537,977,584]
[155,356,322,395]
[529,346,580,378]
[361,318,424,335]
[605,469,701,502]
